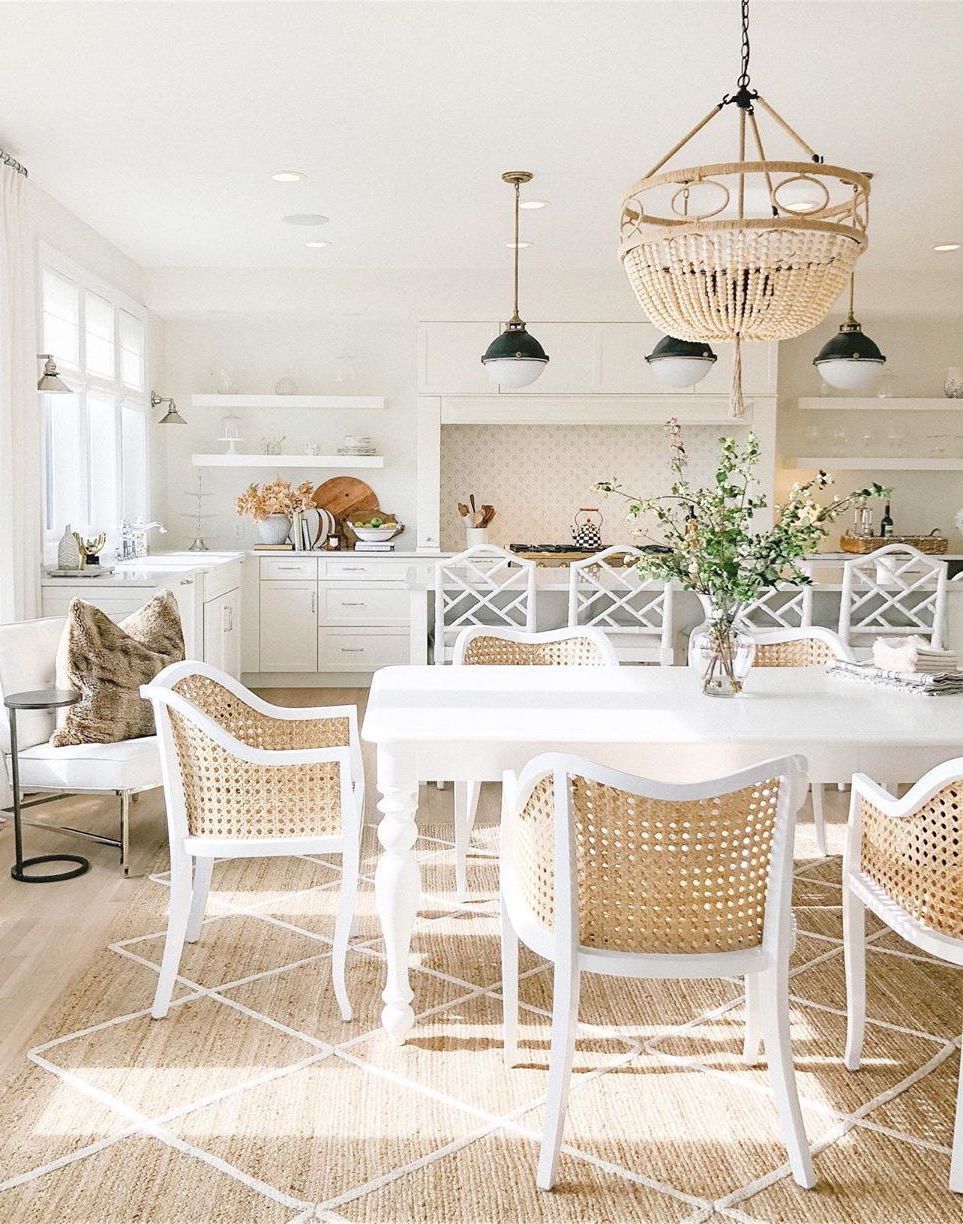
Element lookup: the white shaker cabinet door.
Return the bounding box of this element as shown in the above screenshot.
[203,588,242,679]
[259,582,318,672]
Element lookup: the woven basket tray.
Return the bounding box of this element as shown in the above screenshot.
[840,533,949,555]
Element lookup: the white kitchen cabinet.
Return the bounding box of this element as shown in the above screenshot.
[418,321,499,395]
[203,587,241,678]
[320,584,409,627]
[259,582,318,671]
[317,627,409,672]
[417,321,777,399]
[498,322,599,396]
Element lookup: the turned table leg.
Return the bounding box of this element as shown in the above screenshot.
[374,746,421,1043]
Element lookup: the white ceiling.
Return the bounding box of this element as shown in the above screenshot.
[0,1,960,273]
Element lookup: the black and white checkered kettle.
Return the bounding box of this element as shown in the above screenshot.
[571,507,603,550]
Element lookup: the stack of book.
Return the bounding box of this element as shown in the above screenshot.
[352,541,395,553]
[254,542,294,552]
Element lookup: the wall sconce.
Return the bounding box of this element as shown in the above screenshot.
[37,354,72,393]
[151,391,187,425]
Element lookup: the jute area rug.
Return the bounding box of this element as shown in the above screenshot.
[0,807,960,1223]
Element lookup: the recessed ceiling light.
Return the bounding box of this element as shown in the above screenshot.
[519,200,548,210]
[272,170,306,183]
[506,241,532,249]
[283,213,329,226]
[304,240,331,249]
[933,242,961,252]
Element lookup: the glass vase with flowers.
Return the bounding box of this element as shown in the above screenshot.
[598,421,888,697]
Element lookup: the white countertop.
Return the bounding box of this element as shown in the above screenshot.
[42,550,245,587]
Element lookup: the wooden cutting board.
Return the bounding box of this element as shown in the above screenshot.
[312,477,379,528]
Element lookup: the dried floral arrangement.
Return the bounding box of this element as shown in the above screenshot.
[235,478,315,521]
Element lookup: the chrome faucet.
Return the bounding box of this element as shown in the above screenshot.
[118,520,167,561]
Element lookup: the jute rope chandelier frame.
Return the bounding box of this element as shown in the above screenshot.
[619,0,872,415]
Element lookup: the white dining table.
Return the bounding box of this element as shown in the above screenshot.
[362,663,963,1042]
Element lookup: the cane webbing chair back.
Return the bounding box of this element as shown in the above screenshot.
[839,545,948,648]
[435,545,536,664]
[857,786,963,941]
[751,628,852,669]
[458,630,611,667]
[505,769,786,955]
[168,674,348,840]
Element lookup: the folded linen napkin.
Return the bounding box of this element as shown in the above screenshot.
[828,659,963,695]
[872,635,959,675]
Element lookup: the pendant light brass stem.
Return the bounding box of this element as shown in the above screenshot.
[501,170,532,327]
[847,272,856,323]
[513,176,520,321]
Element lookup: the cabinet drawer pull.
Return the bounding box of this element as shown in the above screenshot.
[311,590,317,613]
[340,566,365,572]
[339,647,364,653]
[276,565,301,571]
[341,601,366,607]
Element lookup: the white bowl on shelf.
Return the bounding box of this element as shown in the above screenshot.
[351,523,401,542]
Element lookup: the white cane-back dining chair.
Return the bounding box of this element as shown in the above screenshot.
[751,627,855,857]
[433,545,536,665]
[142,661,364,1023]
[567,546,674,665]
[448,627,618,899]
[838,544,948,650]
[500,752,816,1191]
[843,761,963,1192]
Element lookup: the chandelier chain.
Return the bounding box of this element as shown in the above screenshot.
[722,0,758,110]
[737,0,751,89]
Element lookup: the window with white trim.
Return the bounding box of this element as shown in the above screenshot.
[40,248,150,548]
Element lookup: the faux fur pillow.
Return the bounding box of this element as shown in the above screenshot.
[50,591,185,747]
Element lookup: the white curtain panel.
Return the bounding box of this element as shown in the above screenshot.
[0,164,41,623]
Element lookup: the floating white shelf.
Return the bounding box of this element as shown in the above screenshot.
[787,456,963,471]
[797,397,959,412]
[190,394,386,410]
[191,453,384,469]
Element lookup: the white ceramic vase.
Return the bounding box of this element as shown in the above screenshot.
[257,514,292,545]
[465,527,489,547]
[57,523,82,569]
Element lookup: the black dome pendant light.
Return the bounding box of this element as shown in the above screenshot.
[813,273,886,390]
[481,171,549,388]
[645,334,718,387]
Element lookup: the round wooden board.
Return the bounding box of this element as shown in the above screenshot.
[312,477,379,535]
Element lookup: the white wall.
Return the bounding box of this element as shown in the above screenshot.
[148,266,646,548]
[777,295,963,548]
[147,264,963,551]
[30,181,146,303]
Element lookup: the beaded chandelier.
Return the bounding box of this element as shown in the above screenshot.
[619,0,871,415]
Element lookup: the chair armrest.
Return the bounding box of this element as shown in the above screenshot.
[142,685,350,769]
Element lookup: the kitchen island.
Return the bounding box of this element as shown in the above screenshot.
[41,548,963,682]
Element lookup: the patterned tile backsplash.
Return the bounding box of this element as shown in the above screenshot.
[440,423,748,551]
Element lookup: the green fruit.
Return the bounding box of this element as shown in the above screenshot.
[368,516,383,527]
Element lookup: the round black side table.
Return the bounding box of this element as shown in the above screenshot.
[5,689,89,883]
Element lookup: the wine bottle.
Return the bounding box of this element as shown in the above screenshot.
[880,502,894,538]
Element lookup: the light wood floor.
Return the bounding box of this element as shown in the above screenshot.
[0,687,373,1085]
[0,683,841,1088]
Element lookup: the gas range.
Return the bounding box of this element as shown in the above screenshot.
[508,543,670,566]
